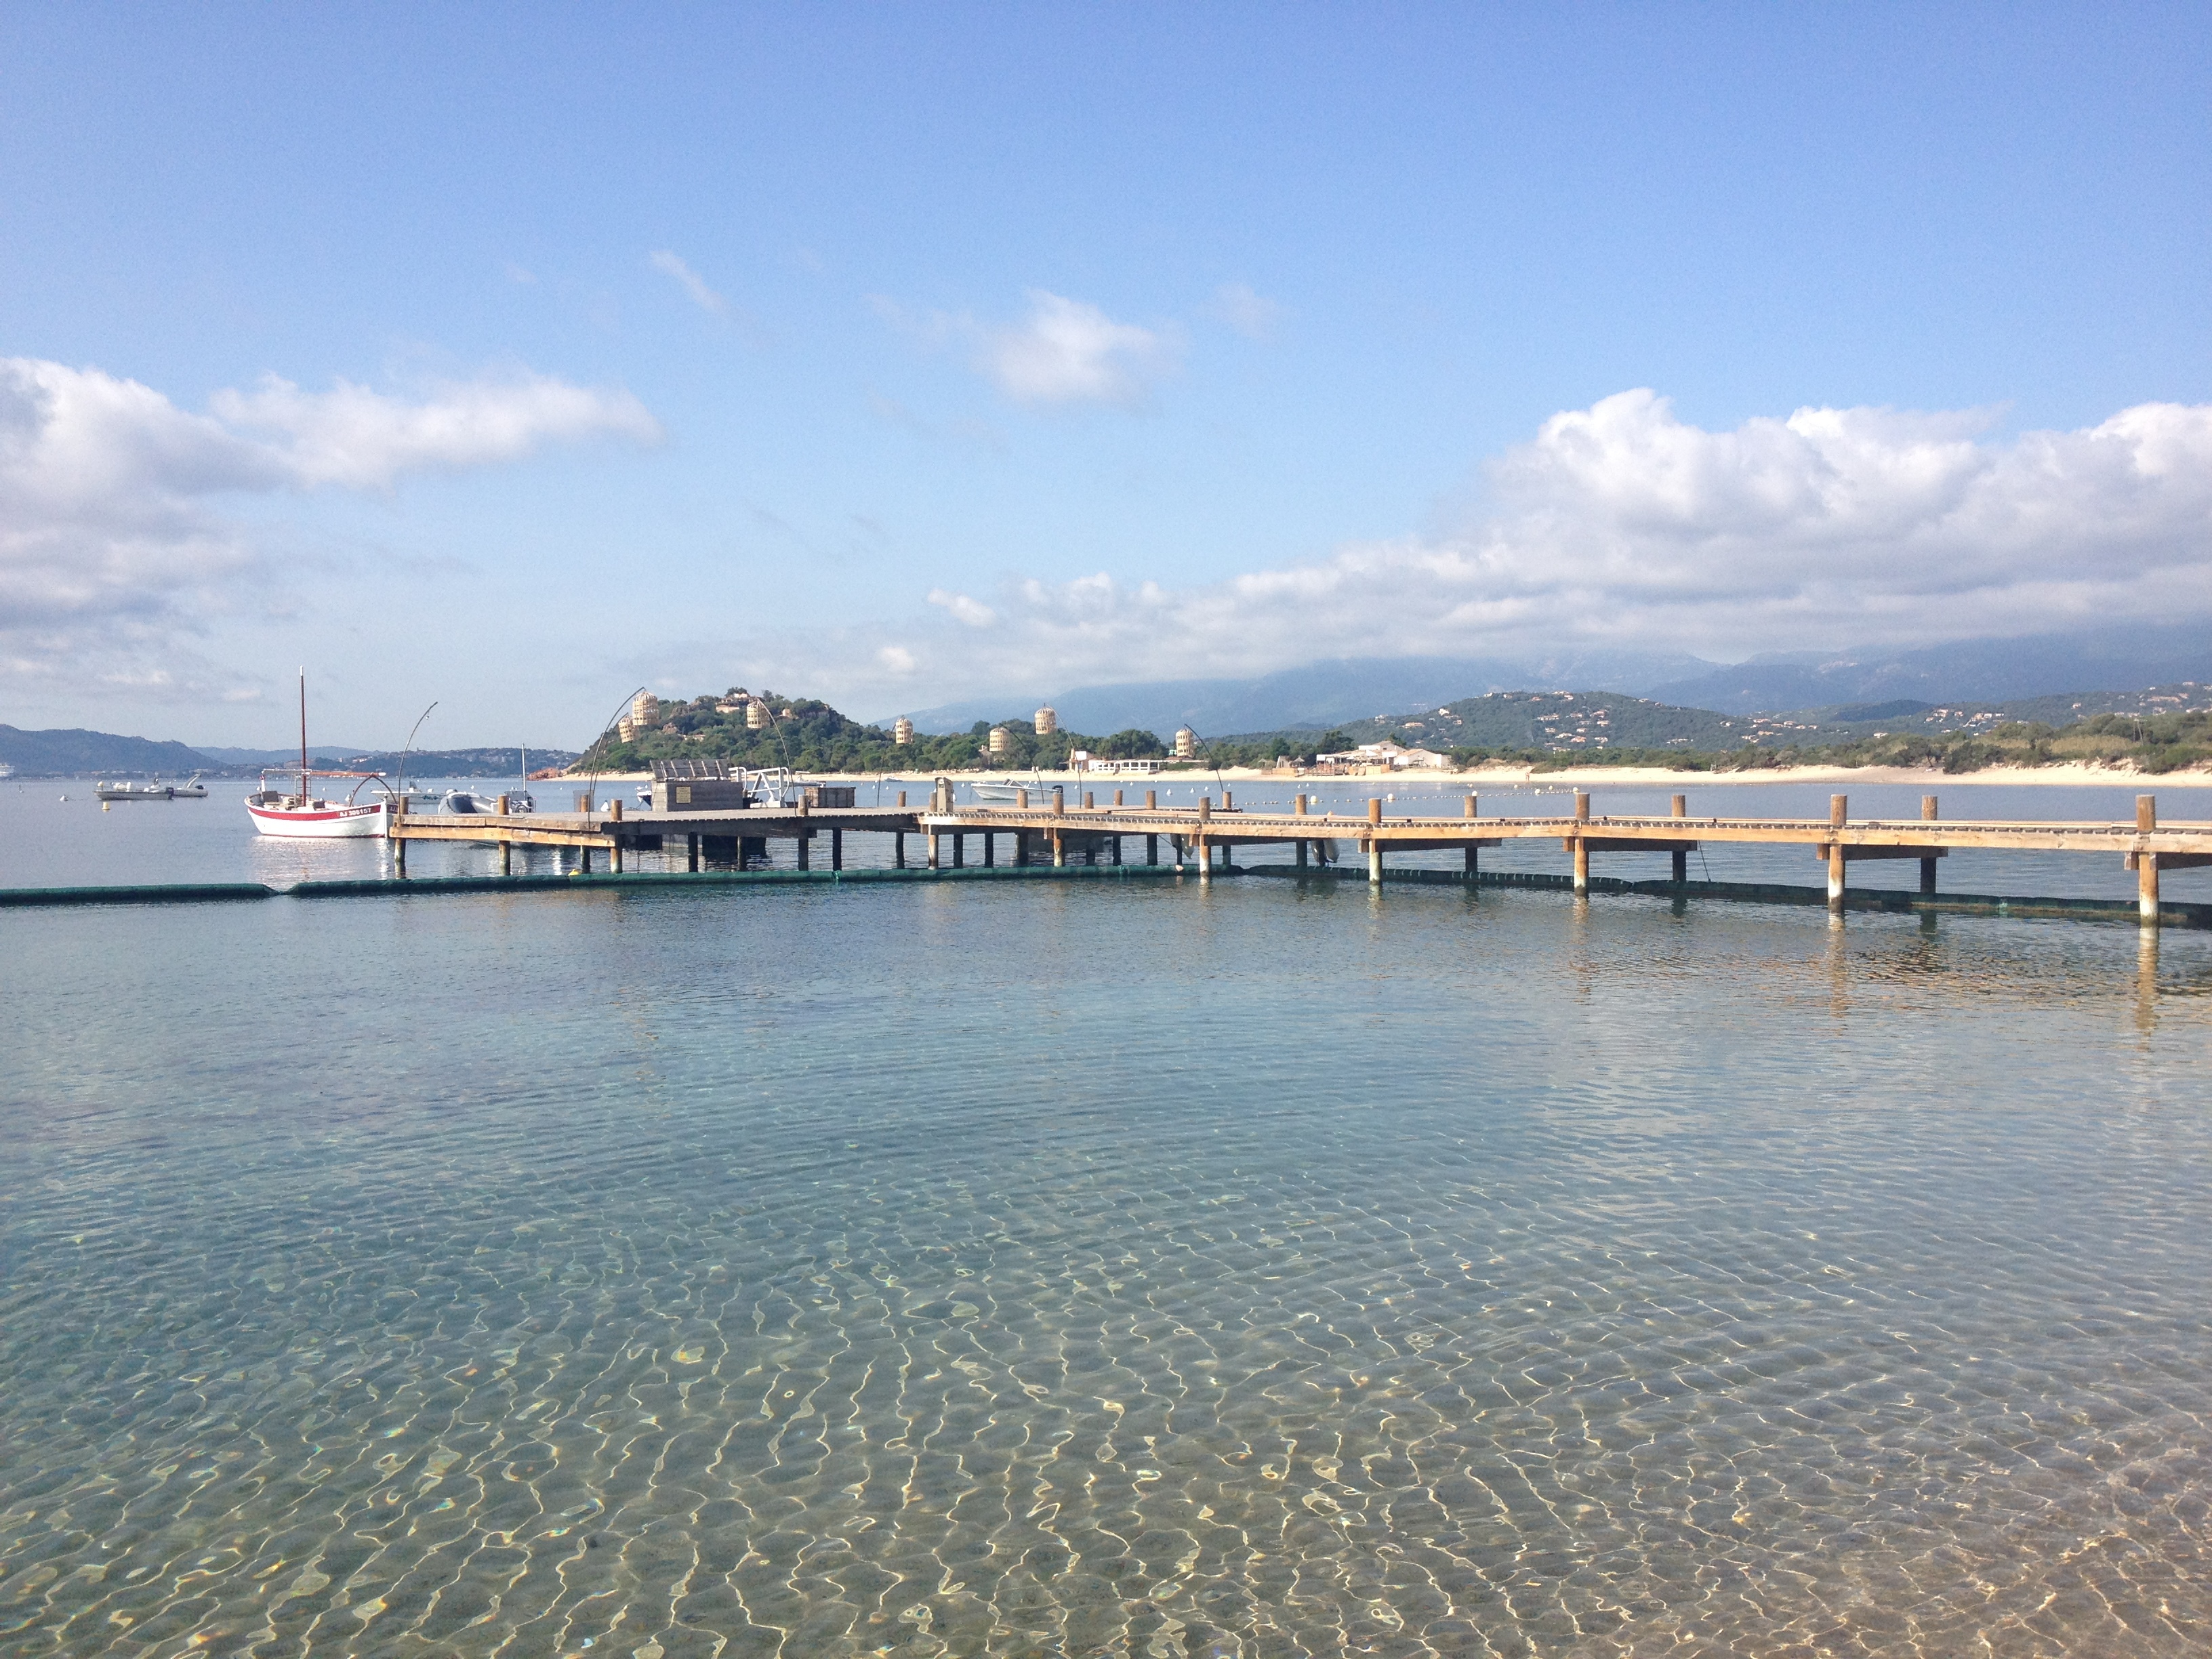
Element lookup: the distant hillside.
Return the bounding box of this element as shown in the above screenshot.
[1235,691,1753,754]
[1647,623,2212,715]
[895,624,2212,737]
[328,747,581,779]
[0,725,213,777]
[1224,680,2212,759]
[893,650,1715,737]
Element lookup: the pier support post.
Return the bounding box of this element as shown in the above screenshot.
[1016,830,1029,867]
[951,832,963,869]
[1085,842,1097,867]
[796,832,808,872]
[894,831,905,869]
[1146,833,1158,865]
[687,834,699,873]
[1671,794,1687,884]
[1111,836,1121,865]
[832,827,844,871]
[1052,832,1065,867]
[1298,839,1309,869]
[1572,840,1589,894]
[1198,836,1210,882]
[2138,796,2159,923]
[500,841,512,876]
[1145,790,1158,810]
[927,831,940,869]
[579,848,591,875]
[1368,798,1385,886]
[1825,794,1848,912]
[983,831,994,867]
[394,835,407,877]
[1465,845,1478,878]
[1921,796,1939,894]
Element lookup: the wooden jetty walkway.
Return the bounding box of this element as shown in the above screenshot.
[383,783,2212,924]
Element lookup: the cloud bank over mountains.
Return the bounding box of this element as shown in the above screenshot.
[799,389,2212,712]
[0,357,659,698]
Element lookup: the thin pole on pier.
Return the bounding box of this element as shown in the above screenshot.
[2139,796,2160,924]
[1828,795,1847,912]
[1921,796,1939,895]
[1368,798,1383,886]
[1572,793,1591,894]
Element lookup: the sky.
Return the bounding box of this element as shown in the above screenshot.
[2,3,2207,747]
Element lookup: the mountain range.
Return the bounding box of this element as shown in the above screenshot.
[894,624,2212,735]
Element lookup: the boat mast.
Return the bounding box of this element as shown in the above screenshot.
[298,668,308,801]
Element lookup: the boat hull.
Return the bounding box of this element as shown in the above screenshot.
[245,799,388,838]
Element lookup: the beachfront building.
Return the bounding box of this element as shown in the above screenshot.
[1314,739,1452,773]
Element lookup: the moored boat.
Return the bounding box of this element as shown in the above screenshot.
[244,672,393,838]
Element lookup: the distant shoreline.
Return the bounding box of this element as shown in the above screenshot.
[565,761,2212,789]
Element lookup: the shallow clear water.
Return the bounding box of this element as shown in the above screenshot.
[5,870,2211,1657]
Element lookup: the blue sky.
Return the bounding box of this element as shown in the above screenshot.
[2,3,2207,745]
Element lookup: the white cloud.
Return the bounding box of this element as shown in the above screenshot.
[981,290,1176,407]
[0,356,660,694]
[1208,282,1286,342]
[926,588,998,628]
[211,371,659,489]
[650,249,728,315]
[877,290,1177,411]
[746,390,2212,710]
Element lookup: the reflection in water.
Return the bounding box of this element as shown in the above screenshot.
[3,881,2211,1656]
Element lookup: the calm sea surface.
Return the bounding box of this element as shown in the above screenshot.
[4,782,2211,1656]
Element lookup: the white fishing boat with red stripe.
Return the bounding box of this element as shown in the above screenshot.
[243,671,393,838]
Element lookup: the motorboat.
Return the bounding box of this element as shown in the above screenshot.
[98,773,208,801]
[443,787,533,815]
[244,672,392,838]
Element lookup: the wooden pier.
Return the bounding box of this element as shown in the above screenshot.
[386,784,2212,924]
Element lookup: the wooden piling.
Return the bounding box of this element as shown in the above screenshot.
[1084,791,1094,810]
[1146,833,1158,865]
[796,831,808,872]
[1827,795,1848,911]
[2138,796,2159,923]
[501,841,512,876]
[832,827,844,871]
[688,833,699,873]
[1921,796,1939,895]
[1052,832,1065,868]
[894,832,905,869]
[1146,790,1158,809]
[1114,789,1125,806]
[1368,798,1383,886]
[983,830,994,867]
[951,832,962,869]
[1464,794,1477,818]
[1572,839,1589,894]
[1671,795,1687,884]
[1052,785,1065,816]
[927,831,940,869]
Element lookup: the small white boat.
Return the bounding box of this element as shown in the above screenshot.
[245,672,392,838]
[98,773,207,801]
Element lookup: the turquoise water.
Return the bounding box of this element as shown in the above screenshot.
[6,867,2212,1657]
